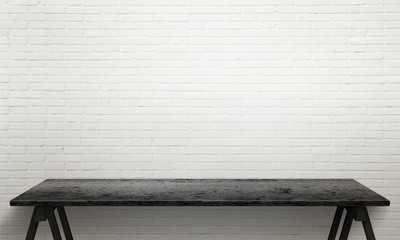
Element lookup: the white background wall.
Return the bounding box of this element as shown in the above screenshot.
[1,0,399,239]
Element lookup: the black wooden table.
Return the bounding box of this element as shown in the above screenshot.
[10,179,390,240]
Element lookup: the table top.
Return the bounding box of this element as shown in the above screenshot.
[10,179,390,207]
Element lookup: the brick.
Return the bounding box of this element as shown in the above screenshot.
[1,0,399,238]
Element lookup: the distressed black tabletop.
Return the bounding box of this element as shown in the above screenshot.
[10,179,390,207]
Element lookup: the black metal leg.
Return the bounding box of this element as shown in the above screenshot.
[45,207,62,240]
[57,207,74,240]
[328,206,377,240]
[339,207,356,240]
[24,206,74,240]
[25,207,40,240]
[361,207,376,240]
[328,206,344,240]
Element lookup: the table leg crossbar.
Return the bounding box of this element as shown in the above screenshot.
[328,206,376,240]
[26,206,73,240]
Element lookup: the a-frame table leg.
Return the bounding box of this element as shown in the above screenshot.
[45,207,62,240]
[328,206,344,240]
[359,207,376,240]
[327,206,377,240]
[58,206,74,240]
[24,206,74,240]
[339,207,356,240]
[25,207,41,240]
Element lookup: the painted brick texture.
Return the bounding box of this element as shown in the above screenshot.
[1,0,399,239]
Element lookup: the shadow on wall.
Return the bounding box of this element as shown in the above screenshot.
[2,206,379,239]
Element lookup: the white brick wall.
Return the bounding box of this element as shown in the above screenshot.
[1,0,399,239]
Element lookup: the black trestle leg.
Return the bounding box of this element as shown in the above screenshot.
[24,206,74,240]
[339,207,356,240]
[25,207,40,240]
[45,207,62,240]
[328,206,344,240]
[57,206,74,240]
[360,207,376,240]
[328,206,377,240]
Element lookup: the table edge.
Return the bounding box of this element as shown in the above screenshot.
[9,178,390,207]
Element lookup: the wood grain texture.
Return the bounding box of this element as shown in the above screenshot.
[10,179,390,207]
